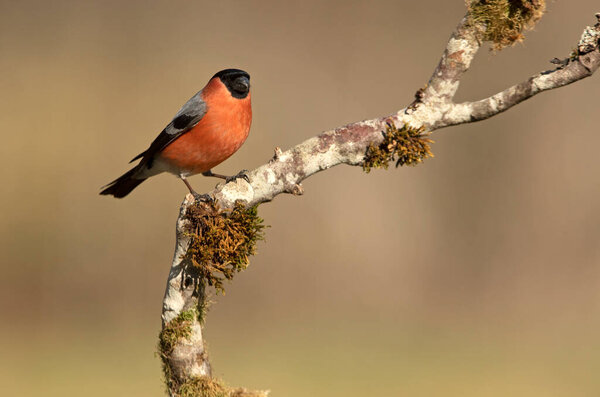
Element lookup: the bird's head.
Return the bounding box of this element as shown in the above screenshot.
[212,69,250,99]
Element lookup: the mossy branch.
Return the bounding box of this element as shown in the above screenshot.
[159,309,199,394]
[160,9,599,397]
[159,308,268,397]
[161,196,269,396]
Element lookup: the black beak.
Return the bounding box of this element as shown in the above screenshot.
[237,76,250,91]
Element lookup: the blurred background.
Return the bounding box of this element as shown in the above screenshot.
[1,0,599,395]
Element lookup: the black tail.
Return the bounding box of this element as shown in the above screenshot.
[100,166,147,198]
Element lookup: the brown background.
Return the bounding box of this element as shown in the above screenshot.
[1,1,599,396]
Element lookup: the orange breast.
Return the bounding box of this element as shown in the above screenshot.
[159,78,252,175]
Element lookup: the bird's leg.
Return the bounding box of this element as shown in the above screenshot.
[202,170,228,180]
[202,169,250,184]
[180,176,213,203]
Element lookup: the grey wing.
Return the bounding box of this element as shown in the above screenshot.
[129,90,208,166]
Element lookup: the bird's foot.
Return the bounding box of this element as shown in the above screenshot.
[192,192,215,203]
[225,169,250,184]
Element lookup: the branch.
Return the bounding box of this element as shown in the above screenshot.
[443,19,600,125]
[159,11,600,396]
[208,14,599,209]
[421,16,480,104]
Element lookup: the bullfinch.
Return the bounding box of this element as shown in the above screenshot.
[100,68,252,200]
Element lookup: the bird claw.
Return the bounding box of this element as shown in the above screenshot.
[226,169,250,184]
[192,193,214,203]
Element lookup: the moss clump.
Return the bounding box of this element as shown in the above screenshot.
[177,376,269,397]
[159,308,197,357]
[363,123,433,173]
[178,376,228,397]
[158,308,198,393]
[467,0,546,50]
[183,201,266,294]
[569,48,580,61]
[229,388,269,397]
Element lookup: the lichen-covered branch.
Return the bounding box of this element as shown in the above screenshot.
[160,197,212,395]
[160,9,600,396]
[420,16,480,105]
[443,18,600,125]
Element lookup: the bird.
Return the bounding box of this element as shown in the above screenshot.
[100,68,252,200]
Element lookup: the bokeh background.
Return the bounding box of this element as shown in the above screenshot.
[1,1,599,396]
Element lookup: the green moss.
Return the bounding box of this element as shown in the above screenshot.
[363,123,434,173]
[229,388,269,397]
[176,376,268,397]
[467,0,546,50]
[196,295,209,325]
[159,309,197,357]
[569,48,580,60]
[158,308,198,393]
[183,201,266,294]
[177,376,228,397]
